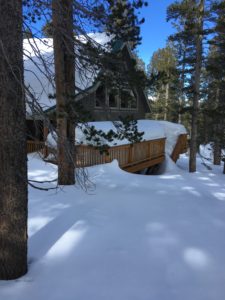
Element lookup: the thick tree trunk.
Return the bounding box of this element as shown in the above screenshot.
[189,0,204,172]
[0,0,27,279]
[213,141,221,165]
[52,0,75,185]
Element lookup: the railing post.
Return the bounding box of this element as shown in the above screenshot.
[128,145,134,163]
[148,141,151,159]
[104,149,111,164]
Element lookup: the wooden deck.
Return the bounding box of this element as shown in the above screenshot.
[27,134,187,173]
[27,140,45,153]
[170,134,188,162]
[75,138,166,173]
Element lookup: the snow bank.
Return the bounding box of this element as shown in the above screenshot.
[157,155,181,174]
[76,120,187,156]
[158,121,187,155]
[199,143,225,161]
[47,120,187,156]
[2,152,225,300]
[199,143,213,160]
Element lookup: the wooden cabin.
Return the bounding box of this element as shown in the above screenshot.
[25,35,187,173]
[24,35,150,143]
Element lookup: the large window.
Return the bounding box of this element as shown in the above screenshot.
[108,89,119,108]
[95,85,137,110]
[120,89,137,109]
[95,85,105,107]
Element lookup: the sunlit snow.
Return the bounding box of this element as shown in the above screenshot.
[1,150,225,300]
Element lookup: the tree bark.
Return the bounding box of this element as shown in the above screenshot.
[213,141,221,165]
[0,0,27,279]
[164,83,169,121]
[213,88,221,165]
[178,46,186,124]
[189,0,204,172]
[52,0,75,185]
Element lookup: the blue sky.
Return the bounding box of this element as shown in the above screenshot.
[29,0,175,67]
[137,0,176,66]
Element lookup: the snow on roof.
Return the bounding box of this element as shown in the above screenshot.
[80,32,112,46]
[24,33,111,116]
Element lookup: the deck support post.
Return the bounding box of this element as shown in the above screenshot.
[43,124,49,157]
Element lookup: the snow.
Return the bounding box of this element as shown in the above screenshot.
[24,39,55,115]
[24,33,111,115]
[158,121,187,155]
[199,143,225,161]
[47,120,186,156]
[1,151,225,299]
[76,120,167,145]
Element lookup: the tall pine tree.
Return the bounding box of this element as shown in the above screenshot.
[168,0,206,172]
[147,43,180,122]
[0,0,28,279]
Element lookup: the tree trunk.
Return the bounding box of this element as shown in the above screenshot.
[213,141,221,165]
[178,46,186,124]
[189,0,204,172]
[164,83,169,121]
[213,88,221,165]
[52,0,75,185]
[0,0,27,279]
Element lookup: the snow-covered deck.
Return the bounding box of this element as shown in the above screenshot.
[27,120,187,172]
[44,120,188,172]
[75,138,167,173]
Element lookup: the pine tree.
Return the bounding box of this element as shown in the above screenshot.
[52,0,75,185]
[42,21,53,38]
[204,0,225,165]
[167,0,206,172]
[0,0,28,279]
[147,43,180,122]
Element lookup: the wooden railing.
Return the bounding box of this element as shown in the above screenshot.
[75,138,166,172]
[171,134,188,162]
[28,134,187,172]
[27,140,45,153]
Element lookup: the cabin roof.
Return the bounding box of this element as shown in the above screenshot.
[24,33,149,118]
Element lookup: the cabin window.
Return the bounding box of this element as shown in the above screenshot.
[95,85,137,110]
[120,90,129,108]
[130,93,137,109]
[120,90,137,109]
[95,85,105,107]
[108,89,118,108]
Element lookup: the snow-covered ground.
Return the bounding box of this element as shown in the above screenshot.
[1,152,225,300]
[200,143,225,160]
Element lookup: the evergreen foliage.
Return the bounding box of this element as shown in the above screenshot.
[82,117,144,153]
[201,0,225,161]
[42,21,54,37]
[147,43,180,122]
